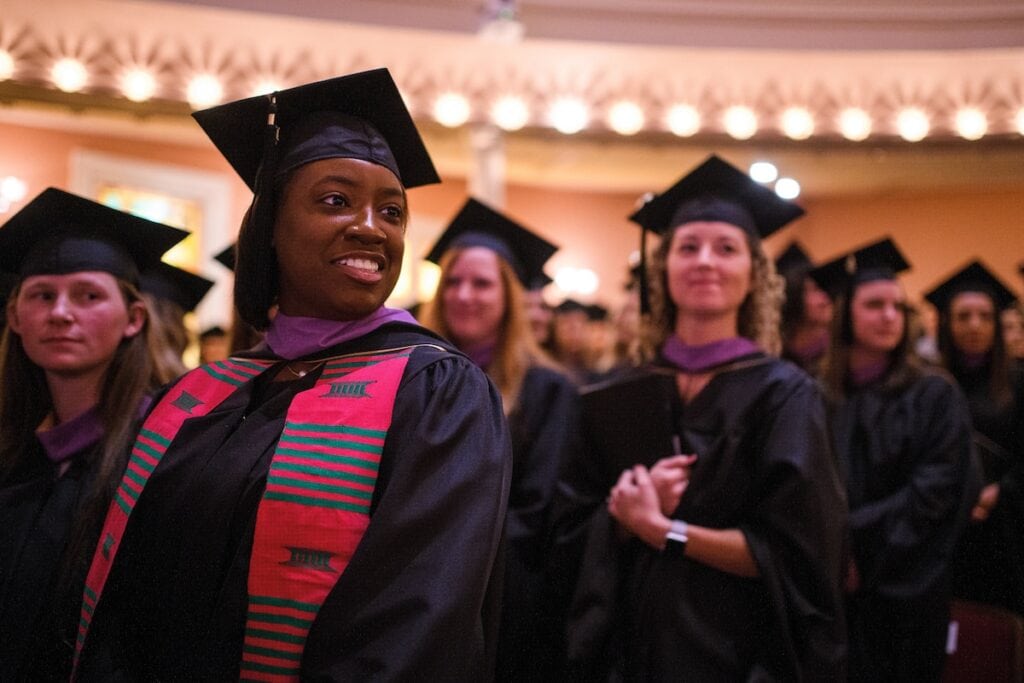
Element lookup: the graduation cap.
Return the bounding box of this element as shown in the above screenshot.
[213,243,236,271]
[629,155,805,238]
[0,187,189,287]
[555,298,589,315]
[200,325,227,339]
[809,237,911,299]
[774,241,813,276]
[923,260,1017,312]
[628,155,805,313]
[192,68,439,192]
[140,262,215,313]
[586,304,609,322]
[424,198,558,288]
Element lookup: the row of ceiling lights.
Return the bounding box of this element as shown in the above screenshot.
[5,51,1024,142]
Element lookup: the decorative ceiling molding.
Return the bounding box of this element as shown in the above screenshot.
[1,0,1022,143]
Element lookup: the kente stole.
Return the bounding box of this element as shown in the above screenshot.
[74,348,414,680]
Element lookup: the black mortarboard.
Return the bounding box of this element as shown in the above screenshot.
[0,188,189,287]
[200,325,227,339]
[775,241,813,275]
[140,262,215,313]
[809,237,911,299]
[629,155,805,238]
[425,198,558,288]
[923,260,1017,312]
[555,298,589,315]
[585,304,609,322]
[192,68,439,191]
[213,243,236,271]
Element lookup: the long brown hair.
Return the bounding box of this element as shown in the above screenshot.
[0,279,164,585]
[642,223,784,360]
[420,247,558,414]
[820,279,924,400]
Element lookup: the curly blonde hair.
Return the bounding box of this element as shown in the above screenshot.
[641,226,784,360]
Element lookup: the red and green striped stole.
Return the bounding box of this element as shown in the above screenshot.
[240,349,411,681]
[73,348,415,679]
[74,357,271,673]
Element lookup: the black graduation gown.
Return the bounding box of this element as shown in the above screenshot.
[498,365,581,682]
[829,369,979,680]
[0,442,96,681]
[558,354,847,681]
[77,323,512,681]
[950,363,1024,616]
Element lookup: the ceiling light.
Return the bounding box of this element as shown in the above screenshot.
[774,177,801,200]
[548,97,589,135]
[491,95,529,131]
[749,161,778,184]
[665,104,701,137]
[780,107,814,140]
[896,107,929,142]
[51,57,88,93]
[121,68,156,102]
[954,107,987,140]
[433,92,471,128]
[838,108,872,141]
[186,73,224,108]
[0,50,14,80]
[607,100,644,136]
[251,78,283,97]
[723,106,757,140]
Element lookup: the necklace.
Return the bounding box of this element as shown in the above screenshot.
[282,361,323,379]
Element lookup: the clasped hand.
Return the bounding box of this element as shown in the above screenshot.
[608,454,697,538]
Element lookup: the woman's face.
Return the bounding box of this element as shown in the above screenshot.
[802,276,833,326]
[666,221,752,319]
[850,279,905,354]
[441,247,506,349]
[274,157,407,321]
[9,271,144,378]
[1001,308,1024,359]
[950,291,996,356]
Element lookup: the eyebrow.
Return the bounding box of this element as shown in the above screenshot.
[314,175,405,200]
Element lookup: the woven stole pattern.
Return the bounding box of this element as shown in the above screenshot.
[239,350,411,681]
[73,358,273,674]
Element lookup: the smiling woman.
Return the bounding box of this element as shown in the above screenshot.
[71,68,513,682]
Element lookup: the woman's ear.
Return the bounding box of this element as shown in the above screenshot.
[123,300,147,339]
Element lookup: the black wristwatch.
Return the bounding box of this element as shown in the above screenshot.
[664,520,689,555]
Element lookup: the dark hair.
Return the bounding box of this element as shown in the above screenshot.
[936,290,1012,407]
[0,279,163,589]
[780,265,812,340]
[820,278,923,399]
[233,195,280,330]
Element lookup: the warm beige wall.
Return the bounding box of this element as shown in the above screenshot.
[3,119,1022,317]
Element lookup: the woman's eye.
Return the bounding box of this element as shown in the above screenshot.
[381,205,405,220]
[323,194,348,207]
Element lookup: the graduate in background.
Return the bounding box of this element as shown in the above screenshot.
[924,261,1024,618]
[73,69,511,680]
[776,241,832,375]
[139,261,214,378]
[814,239,980,682]
[213,241,266,353]
[558,155,846,680]
[420,197,580,682]
[0,189,187,679]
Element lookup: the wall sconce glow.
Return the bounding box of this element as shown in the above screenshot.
[774,177,801,200]
[954,108,987,141]
[418,262,441,300]
[607,100,645,136]
[838,108,872,141]
[251,78,283,97]
[433,92,471,128]
[51,57,88,93]
[665,103,701,137]
[491,95,530,131]
[1017,107,1024,135]
[723,106,757,140]
[896,107,929,142]
[555,267,599,296]
[121,68,156,102]
[548,97,589,135]
[0,175,28,213]
[749,161,778,184]
[0,50,14,80]
[186,74,224,108]
[780,107,814,140]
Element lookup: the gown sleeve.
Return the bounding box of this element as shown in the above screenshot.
[301,351,512,682]
[740,376,848,680]
[847,376,977,576]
